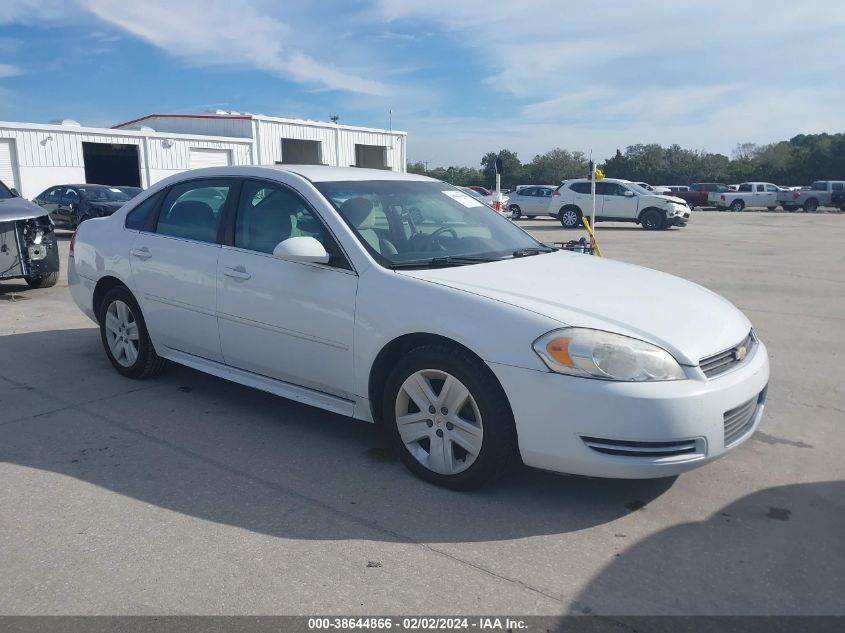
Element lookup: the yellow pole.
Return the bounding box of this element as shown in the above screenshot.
[581,217,602,257]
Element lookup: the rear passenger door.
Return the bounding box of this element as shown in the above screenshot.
[129,178,234,363]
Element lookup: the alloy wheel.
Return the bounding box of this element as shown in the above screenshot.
[104,300,140,367]
[394,369,484,475]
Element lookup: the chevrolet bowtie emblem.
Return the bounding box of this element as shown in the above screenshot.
[734,346,747,361]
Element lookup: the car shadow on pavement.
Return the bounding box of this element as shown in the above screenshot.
[569,480,845,615]
[1,328,676,545]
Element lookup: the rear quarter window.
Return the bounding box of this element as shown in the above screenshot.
[125,191,164,231]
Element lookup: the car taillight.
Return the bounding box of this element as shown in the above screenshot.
[792,191,800,200]
[69,229,77,256]
[552,190,560,197]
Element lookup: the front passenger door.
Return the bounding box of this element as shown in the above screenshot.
[216,178,358,404]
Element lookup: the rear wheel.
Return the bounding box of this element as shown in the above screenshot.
[804,199,819,213]
[98,286,166,379]
[729,200,745,212]
[558,207,582,228]
[24,272,59,288]
[383,345,516,490]
[640,208,665,230]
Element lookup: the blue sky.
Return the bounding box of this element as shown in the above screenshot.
[2,0,844,167]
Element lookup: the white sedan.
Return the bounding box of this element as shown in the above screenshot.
[69,166,769,489]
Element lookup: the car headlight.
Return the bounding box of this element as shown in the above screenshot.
[532,328,687,381]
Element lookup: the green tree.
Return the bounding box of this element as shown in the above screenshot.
[526,148,589,184]
[481,150,523,188]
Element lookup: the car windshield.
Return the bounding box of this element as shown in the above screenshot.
[314,180,544,268]
[626,182,654,195]
[78,186,131,202]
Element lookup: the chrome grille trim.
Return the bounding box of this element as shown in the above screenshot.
[581,436,701,458]
[700,330,756,378]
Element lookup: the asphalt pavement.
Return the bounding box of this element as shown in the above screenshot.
[1,212,843,615]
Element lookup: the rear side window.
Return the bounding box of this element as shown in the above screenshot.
[738,184,752,192]
[156,179,232,243]
[125,191,164,231]
[832,182,844,192]
[569,182,591,194]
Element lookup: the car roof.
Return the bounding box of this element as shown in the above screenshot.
[163,164,437,184]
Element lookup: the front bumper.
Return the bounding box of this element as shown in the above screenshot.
[490,340,769,478]
[667,213,689,226]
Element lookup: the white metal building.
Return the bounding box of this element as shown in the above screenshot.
[0,111,407,198]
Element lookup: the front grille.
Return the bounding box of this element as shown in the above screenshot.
[700,330,756,378]
[581,436,700,458]
[723,390,764,447]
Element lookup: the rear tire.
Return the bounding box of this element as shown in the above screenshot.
[804,199,819,213]
[98,286,166,379]
[729,200,745,212]
[24,272,59,288]
[640,208,665,230]
[383,345,516,490]
[558,207,582,228]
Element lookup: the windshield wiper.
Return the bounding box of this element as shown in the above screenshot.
[391,255,502,269]
[512,246,555,257]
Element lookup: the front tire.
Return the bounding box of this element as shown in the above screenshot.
[640,208,665,230]
[509,205,522,220]
[383,345,516,490]
[98,286,166,379]
[729,200,745,212]
[24,272,59,288]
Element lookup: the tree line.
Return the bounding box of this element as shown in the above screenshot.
[407,132,845,188]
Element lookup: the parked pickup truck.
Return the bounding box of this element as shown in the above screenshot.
[670,183,730,209]
[778,180,845,212]
[708,182,780,211]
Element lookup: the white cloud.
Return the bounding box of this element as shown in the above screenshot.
[0,63,23,77]
[375,0,845,163]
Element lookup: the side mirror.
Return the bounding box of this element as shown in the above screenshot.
[623,190,635,197]
[10,188,20,197]
[272,236,330,264]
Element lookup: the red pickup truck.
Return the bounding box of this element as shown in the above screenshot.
[671,183,730,209]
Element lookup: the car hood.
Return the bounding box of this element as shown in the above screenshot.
[400,251,750,365]
[0,197,50,222]
[652,194,687,205]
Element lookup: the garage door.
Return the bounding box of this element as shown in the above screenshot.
[0,139,19,191]
[189,148,231,169]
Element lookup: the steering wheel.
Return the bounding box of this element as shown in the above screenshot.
[409,225,458,252]
[430,225,458,240]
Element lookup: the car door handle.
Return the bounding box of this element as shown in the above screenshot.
[223,266,251,280]
[130,247,151,260]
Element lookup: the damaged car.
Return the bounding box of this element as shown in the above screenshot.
[0,179,60,289]
[33,184,131,230]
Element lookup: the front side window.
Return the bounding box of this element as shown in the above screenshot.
[156,179,231,243]
[61,188,79,204]
[314,180,543,268]
[234,179,349,268]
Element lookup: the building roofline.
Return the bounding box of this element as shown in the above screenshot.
[111,113,253,128]
[0,120,253,144]
[111,112,407,136]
